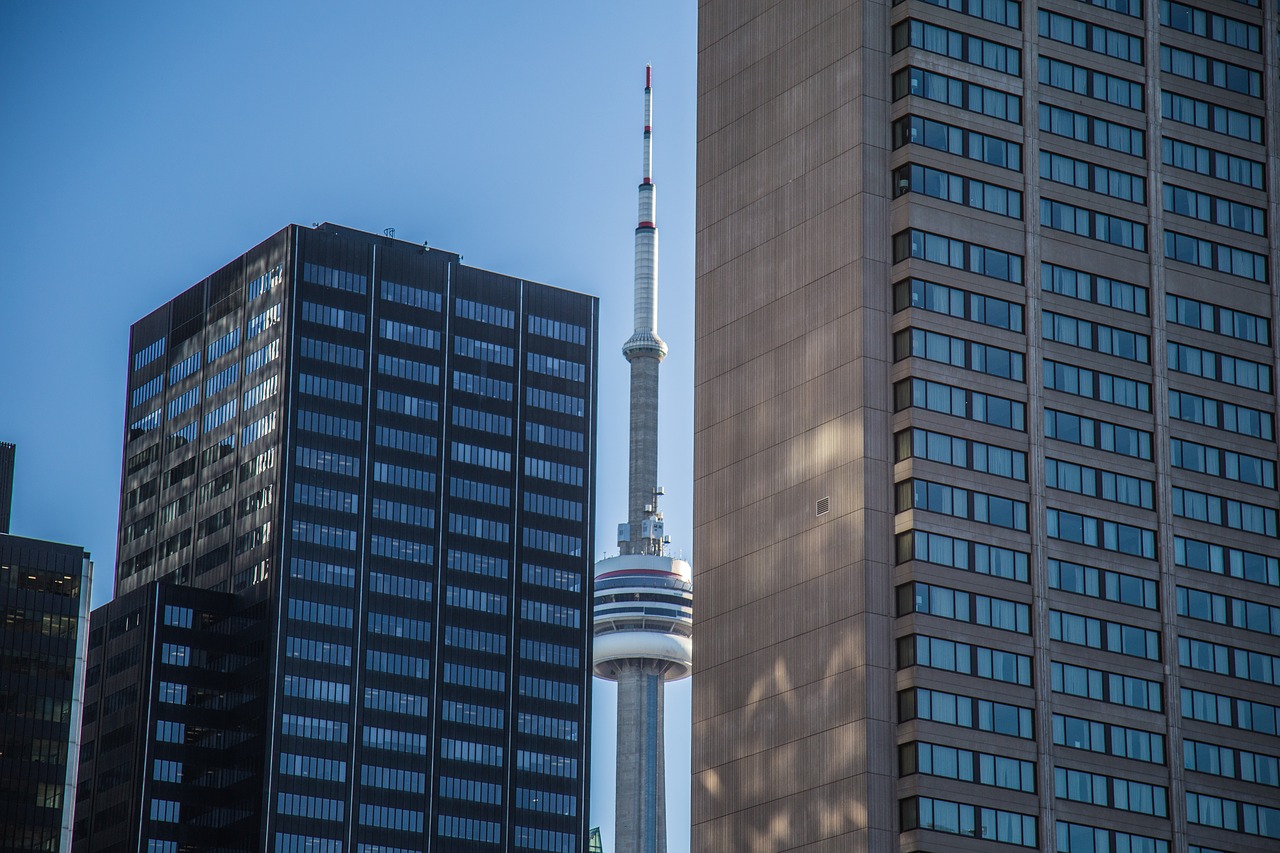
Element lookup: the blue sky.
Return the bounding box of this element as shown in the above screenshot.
[0,3,697,849]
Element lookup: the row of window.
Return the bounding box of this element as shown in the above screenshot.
[1045,456,1153,509]
[1050,609,1160,661]
[1041,149,1145,204]
[1046,408,1151,459]
[895,427,1026,481]
[1041,198,1146,250]
[1044,359,1150,412]
[900,686,1034,739]
[901,578,1029,630]
[1168,340,1272,392]
[894,66,1021,124]
[1053,713,1165,764]
[892,115,1021,172]
[1055,766,1168,817]
[1180,585,1280,637]
[899,633,1031,686]
[1183,685,1280,737]
[1050,559,1157,609]
[1176,535,1279,588]
[1185,738,1279,789]
[900,740,1035,793]
[894,162,1022,218]
[1052,660,1163,713]
[1161,44,1261,98]
[1161,0,1260,52]
[1040,9,1141,63]
[1171,388,1273,440]
[894,328,1024,382]
[896,529,1029,582]
[1173,485,1277,537]
[1163,135,1264,190]
[896,478,1029,532]
[900,796,1036,847]
[895,278,1022,332]
[893,19,1021,76]
[1181,635,1280,687]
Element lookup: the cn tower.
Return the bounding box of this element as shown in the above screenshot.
[593,66,692,853]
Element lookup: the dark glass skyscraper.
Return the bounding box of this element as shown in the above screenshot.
[0,442,15,533]
[76,223,598,853]
[0,531,92,853]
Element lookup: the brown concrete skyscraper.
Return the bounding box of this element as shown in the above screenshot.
[694,1,1280,851]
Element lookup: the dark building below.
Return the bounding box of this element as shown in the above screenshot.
[0,533,92,853]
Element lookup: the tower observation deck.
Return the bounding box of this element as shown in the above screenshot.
[592,66,691,853]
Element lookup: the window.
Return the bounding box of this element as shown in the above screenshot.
[1168,293,1269,344]
[1046,507,1157,558]
[898,581,1030,633]
[1162,136,1264,189]
[1185,739,1280,789]
[895,427,1026,480]
[1161,45,1261,97]
[900,796,1036,847]
[1180,586,1280,638]
[1039,103,1144,157]
[1053,714,1165,763]
[300,337,364,368]
[381,279,441,311]
[896,479,1029,532]
[1038,10,1142,62]
[1182,686,1280,736]
[894,328,1025,381]
[1043,311,1148,362]
[1186,791,1280,840]
[1161,1,1260,51]
[528,314,587,344]
[900,741,1035,792]
[891,115,1021,171]
[301,301,365,332]
[893,20,1021,75]
[901,686,1033,738]
[1169,389,1273,439]
[1040,150,1145,203]
[895,378,1026,431]
[1055,766,1168,816]
[1044,261,1146,313]
[899,633,1032,685]
[303,262,366,294]
[893,228,1023,283]
[455,298,515,328]
[1052,660,1163,712]
[893,163,1022,218]
[1045,409,1152,459]
[1171,437,1275,488]
[893,0,1020,28]
[1173,486,1277,536]
[1180,635,1280,686]
[1044,458,1154,508]
[1040,198,1146,250]
[1050,610,1160,660]
[1039,57,1143,110]
[1162,90,1263,144]
[894,279,1023,332]
[892,67,1021,124]
[1055,821,1169,853]
[1176,536,1278,587]
[895,529,1029,582]
[1044,360,1151,411]
[1051,559,1156,608]
[1165,184,1266,235]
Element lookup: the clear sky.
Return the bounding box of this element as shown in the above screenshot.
[0,3,697,850]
